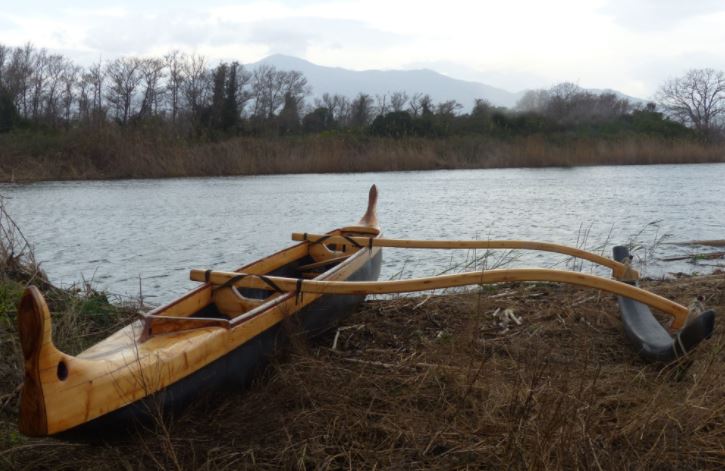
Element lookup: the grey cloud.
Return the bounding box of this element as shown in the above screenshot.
[81,13,403,59]
[601,0,725,30]
[244,17,404,56]
[83,10,218,55]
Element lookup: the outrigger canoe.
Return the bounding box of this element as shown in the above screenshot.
[17,185,715,438]
[17,187,383,437]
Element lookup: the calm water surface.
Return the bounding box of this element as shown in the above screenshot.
[2,164,724,304]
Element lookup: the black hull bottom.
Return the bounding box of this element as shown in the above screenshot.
[613,246,714,362]
[62,251,382,439]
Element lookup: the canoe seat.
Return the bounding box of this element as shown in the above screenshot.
[213,286,266,318]
[309,242,346,262]
[297,254,350,272]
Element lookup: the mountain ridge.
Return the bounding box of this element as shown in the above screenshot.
[247,54,645,110]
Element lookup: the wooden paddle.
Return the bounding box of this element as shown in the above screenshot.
[190,268,689,329]
[291,233,639,281]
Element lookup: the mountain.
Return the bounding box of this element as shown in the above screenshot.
[247,55,646,110]
[248,54,524,110]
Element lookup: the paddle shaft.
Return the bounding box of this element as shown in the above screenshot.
[291,233,638,281]
[190,268,687,329]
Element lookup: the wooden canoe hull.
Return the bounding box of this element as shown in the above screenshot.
[59,249,382,438]
[18,185,383,438]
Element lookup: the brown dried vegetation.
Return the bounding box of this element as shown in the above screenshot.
[1,130,724,182]
[1,273,723,470]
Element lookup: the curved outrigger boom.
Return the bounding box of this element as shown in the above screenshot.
[194,242,716,362]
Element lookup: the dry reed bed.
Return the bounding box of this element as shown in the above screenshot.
[1,132,724,182]
[1,274,723,470]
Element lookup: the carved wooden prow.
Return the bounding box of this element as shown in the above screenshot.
[17,286,63,437]
[309,185,379,263]
[358,184,379,228]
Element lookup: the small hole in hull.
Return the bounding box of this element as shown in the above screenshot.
[57,360,68,381]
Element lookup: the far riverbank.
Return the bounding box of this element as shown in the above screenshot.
[1,129,723,182]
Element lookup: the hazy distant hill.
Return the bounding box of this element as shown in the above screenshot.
[248,54,644,111]
[248,54,524,109]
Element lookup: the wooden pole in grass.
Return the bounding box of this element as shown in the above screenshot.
[190,268,688,329]
[291,233,638,281]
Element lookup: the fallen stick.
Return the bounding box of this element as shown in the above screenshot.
[663,240,725,247]
[660,251,725,262]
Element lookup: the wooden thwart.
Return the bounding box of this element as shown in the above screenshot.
[292,233,638,281]
[190,267,688,329]
[297,254,351,271]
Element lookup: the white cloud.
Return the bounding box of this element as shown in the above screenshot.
[0,0,724,96]
[601,0,725,30]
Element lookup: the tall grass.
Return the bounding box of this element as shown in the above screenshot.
[1,128,723,182]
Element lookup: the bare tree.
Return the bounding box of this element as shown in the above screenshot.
[232,63,252,117]
[419,94,434,115]
[60,63,80,123]
[86,59,105,123]
[390,91,408,112]
[349,93,373,127]
[77,71,91,122]
[549,82,582,101]
[105,57,143,124]
[408,92,423,116]
[251,66,309,119]
[656,68,725,137]
[137,58,166,119]
[279,70,309,110]
[316,93,348,121]
[0,44,9,86]
[375,94,388,116]
[436,100,462,116]
[29,49,48,120]
[6,44,35,117]
[182,53,210,120]
[43,54,67,123]
[164,50,185,123]
[544,82,582,123]
[251,64,277,118]
[515,89,550,113]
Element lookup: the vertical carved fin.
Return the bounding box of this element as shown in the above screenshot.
[357,184,379,228]
[17,286,60,436]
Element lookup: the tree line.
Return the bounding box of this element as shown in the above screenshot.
[1,42,723,142]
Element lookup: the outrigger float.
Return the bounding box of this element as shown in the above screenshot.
[17,185,715,437]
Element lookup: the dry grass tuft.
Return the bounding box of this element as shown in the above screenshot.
[1,274,723,470]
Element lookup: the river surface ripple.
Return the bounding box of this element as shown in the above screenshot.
[1,164,723,304]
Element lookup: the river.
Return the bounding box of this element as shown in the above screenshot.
[1,164,723,304]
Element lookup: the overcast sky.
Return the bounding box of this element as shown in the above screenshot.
[1,0,724,97]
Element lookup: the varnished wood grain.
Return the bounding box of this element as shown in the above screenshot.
[291,233,638,281]
[192,268,688,329]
